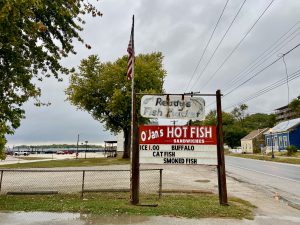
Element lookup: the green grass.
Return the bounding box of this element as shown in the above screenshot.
[228,153,300,164]
[0,193,255,219]
[0,157,130,169]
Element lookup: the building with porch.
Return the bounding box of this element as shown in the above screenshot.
[264,118,300,152]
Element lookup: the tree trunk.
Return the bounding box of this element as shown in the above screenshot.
[122,126,131,159]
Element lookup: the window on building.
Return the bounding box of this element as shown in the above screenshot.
[279,136,283,147]
[274,136,278,146]
[267,138,270,146]
[283,136,288,147]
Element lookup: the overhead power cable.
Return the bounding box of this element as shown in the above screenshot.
[223,42,300,97]
[222,22,300,93]
[204,21,300,108]
[199,0,276,91]
[223,68,300,111]
[184,0,230,92]
[189,0,247,91]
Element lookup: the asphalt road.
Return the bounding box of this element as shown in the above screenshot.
[226,156,300,202]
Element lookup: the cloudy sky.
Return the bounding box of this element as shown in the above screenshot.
[7,0,300,146]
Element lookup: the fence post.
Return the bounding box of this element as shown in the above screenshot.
[0,170,3,193]
[81,170,85,198]
[159,169,163,199]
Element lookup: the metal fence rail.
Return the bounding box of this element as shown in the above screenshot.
[0,169,163,199]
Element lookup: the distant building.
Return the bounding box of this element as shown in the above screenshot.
[241,128,269,153]
[264,118,300,151]
[275,105,299,122]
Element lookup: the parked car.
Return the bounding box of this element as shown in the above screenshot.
[63,150,74,154]
[14,151,30,156]
[56,150,65,154]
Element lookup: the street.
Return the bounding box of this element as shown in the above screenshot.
[226,156,300,204]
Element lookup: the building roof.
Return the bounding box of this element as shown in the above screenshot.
[265,118,300,134]
[275,105,288,110]
[241,128,269,140]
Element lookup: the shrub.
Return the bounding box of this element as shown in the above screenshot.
[286,145,298,156]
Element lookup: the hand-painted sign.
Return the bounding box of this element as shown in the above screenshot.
[139,125,217,165]
[140,95,205,120]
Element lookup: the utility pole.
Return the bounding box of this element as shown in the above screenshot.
[216,90,228,205]
[76,134,79,159]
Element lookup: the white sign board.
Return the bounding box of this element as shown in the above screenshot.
[140,95,205,120]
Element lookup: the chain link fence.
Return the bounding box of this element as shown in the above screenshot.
[0,169,162,202]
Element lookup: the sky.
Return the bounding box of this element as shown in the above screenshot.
[6,0,300,147]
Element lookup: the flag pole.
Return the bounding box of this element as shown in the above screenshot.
[129,15,140,205]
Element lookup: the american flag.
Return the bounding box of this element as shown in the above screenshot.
[127,22,134,81]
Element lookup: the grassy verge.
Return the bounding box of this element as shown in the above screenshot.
[0,157,130,169]
[17,157,51,160]
[0,192,255,219]
[228,153,300,164]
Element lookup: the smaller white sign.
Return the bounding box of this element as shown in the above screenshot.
[140,95,205,120]
[139,144,217,165]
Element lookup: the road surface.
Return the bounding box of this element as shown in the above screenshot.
[226,156,300,203]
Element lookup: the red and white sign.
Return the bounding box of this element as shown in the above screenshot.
[139,125,217,165]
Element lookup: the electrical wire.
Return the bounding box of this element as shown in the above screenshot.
[223,68,300,111]
[205,22,300,108]
[223,42,300,97]
[189,0,247,91]
[222,22,300,93]
[199,0,276,91]
[184,0,230,92]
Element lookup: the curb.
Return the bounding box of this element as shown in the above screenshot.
[279,195,300,210]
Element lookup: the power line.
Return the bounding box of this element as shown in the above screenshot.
[190,0,247,91]
[222,22,300,93]
[184,0,230,92]
[204,22,300,108]
[223,42,300,98]
[223,68,300,110]
[200,0,276,90]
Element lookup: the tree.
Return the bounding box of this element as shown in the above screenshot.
[288,95,300,118]
[66,53,166,158]
[223,125,248,148]
[243,113,276,130]
[0,1,102,159]
[231,104,248,124]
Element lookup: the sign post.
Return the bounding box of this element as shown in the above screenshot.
[135,91,228,206]
[216,90,228,205]
[131,90,140,205]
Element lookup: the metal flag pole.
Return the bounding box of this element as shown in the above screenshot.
[128,15,140,205]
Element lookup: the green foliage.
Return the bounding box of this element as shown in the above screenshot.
[223,125,248,148]
[66,53,166,158]
[243,113,276,130]
[286,145,298,156]
[231,104,248,124]
[0,193,254,219]
[0,134,7,160]
[0,0,101,155]
[193,105,275,148]
[288,96,300,117]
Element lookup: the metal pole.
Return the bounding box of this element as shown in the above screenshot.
[159,169,163,199]
[0,170,3,193]
[131,90,140,205]
[76,134,79,159]
[216,90,228,205]
[271,132,275,158]
[81,170,85,198]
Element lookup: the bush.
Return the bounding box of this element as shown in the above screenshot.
[286,145,298,156]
